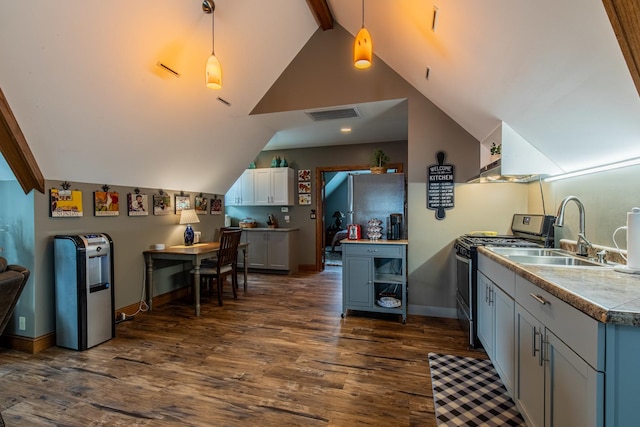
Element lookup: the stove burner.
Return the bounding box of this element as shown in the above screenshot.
[456,235,542,251]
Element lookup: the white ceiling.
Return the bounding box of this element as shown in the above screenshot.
[1,0,638,192]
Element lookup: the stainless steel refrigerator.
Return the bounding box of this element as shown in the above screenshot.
[347,173,406,239]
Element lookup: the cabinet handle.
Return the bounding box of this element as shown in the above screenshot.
[485,283,489,303]
[529,293,549,305]
[540,334,547,366]
[488,287,494,306]
[367,249,379,253]
[532,326,540,358]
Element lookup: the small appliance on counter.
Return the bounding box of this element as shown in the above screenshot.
[613,207,640,274]
[387,213,403,240]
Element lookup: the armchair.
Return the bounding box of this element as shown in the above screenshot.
[0,257,30,336]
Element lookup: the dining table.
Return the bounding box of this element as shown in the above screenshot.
[143,241,248,316]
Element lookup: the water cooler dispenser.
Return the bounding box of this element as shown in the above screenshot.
[54,233,114,350]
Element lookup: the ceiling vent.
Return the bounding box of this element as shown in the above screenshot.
[305,107,360,121]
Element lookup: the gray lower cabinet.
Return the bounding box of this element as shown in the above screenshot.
[479,252,640,426]
[341,241,408,323]
[242,229,297,272]
[477,257,516,395]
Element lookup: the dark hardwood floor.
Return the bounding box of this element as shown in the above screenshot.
[0,266,484,426]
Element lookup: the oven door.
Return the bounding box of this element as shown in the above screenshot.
[456,252,478,348]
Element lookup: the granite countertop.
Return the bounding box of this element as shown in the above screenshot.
[340,239,409,245]
[479,247,640,326]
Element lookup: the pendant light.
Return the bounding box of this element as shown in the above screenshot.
[353,0,372,69]
[203,0,222,89]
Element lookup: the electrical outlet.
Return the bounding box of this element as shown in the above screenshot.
[284,215,290,223]
[281,207,288,212]
[19,316,26,330]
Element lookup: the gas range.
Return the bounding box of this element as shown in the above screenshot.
[455,214,556,349]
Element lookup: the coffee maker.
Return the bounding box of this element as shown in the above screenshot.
[387,213,403,240]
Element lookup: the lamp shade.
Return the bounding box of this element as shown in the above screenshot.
[353,27,372,69]
[179,209,200,225]
[206,54,222,89]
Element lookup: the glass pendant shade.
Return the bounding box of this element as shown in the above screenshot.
[353,27,372,69]
[206,54,222,89]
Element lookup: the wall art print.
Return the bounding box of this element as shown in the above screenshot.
[128,193,148,216]
[298,182,311,194]
[210,196,222,215]
[195,196,208,215]
[50,188,83,217]
[175,195,190,213]
[153,193,172,215]
[298,169,311,181]
[94,191,120,216]
[298,194,311,205]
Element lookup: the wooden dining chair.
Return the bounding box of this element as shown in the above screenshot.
[192,228,242,306]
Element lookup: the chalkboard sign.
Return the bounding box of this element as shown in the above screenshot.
[427,151,454,220]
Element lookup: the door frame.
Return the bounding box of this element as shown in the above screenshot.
[314,163,404,271]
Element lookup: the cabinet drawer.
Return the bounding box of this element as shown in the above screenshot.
[344,243,403,258]
[515,276,604,370]
[478,254,516,297]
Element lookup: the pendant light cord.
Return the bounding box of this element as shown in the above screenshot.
[361,0,365,27]
[211,4,216,55]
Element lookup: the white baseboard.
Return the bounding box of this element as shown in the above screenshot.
[408,304,457,319]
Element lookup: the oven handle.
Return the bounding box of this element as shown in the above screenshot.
[455,254,470,265]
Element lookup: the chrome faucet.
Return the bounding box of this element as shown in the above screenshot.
[555,195,593,257]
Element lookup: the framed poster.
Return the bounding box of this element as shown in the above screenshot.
[195,196,208,215]
[298,194,311,205]
[50,188,83,217]
[153,193,172,215]
[210,196,222,215]
[128,193,148,216]
[94,191,120,216]
[175,195,190,213]
[298,169,311,181]
[298,182,311,193]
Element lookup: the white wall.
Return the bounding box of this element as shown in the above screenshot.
[528,164,640,249]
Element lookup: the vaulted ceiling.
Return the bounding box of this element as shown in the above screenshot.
[1,0,639,194]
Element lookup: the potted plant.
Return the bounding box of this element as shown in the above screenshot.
[370,149,390,174]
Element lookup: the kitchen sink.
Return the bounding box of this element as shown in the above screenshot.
[489,247,568,257]
[505,255,608,267]
[487,247,612,268]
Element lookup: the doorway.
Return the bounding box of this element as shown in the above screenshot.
[313,163,404,271]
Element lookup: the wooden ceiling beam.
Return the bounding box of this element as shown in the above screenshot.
[602,0,640,96]
[306,0,333,31]
[0,87,45,194]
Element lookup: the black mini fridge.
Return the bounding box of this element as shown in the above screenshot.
[54,233,114,350]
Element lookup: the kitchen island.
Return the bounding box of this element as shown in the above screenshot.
[341,239,408,323]
[477,246,640,427]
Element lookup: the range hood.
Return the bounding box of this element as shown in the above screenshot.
[468,158,540,183]
[468,122,563,184]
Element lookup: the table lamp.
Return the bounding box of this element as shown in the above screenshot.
[179,209,200,246]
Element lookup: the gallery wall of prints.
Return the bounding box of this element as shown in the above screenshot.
[48,183,222,219]
[298,169,311,205]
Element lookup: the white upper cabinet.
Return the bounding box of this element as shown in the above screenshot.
[225,169,255,206]
[254,167,294,206]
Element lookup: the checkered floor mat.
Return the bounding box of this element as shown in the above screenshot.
[428,353,525,427]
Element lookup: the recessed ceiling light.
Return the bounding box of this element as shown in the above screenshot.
[340,127,352,134]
